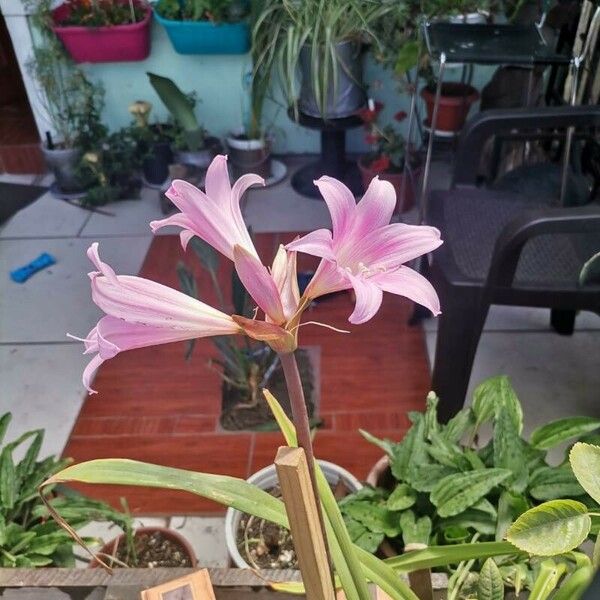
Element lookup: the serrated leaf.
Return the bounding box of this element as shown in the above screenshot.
[477,557,504,600]
[507,499,591,555]
[386,484,416,511]
[430,469,512,517]
[570,442,600,505]
[493,405,527,493]
[529,465,585,500]
[342,502,401,538]
[399,511,431,546]
[531,417,600,450]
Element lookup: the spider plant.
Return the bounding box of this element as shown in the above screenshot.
[251,0,393,119]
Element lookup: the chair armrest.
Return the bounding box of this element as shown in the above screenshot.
[486,204,600,288]
[453,105,600,186]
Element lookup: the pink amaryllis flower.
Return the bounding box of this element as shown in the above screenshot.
[287,176,442,324]
[71,243,241,394]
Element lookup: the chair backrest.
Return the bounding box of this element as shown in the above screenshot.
[452,105,600,187]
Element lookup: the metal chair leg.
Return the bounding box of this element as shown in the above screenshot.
[550,308,576,335]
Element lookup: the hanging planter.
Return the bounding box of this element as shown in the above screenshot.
[52,1,152,63]
[154,11,250,55]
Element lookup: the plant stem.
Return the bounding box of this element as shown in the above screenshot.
[278,351,331,563]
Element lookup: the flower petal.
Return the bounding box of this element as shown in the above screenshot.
[205,154,232,202]
[354,176,396,233]
[347,274,384,325]
[314,176,356,240]
[303,260,351,299]
[233,245,286,325]
[271,245,300,321]
[231,315,296,353]
[82,353,104,395]
[372,266,441,316]
[285,229,335,260]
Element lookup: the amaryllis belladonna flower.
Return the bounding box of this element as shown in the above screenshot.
[287,176,442,324]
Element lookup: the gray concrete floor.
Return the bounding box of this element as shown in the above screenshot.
[1,157,599,564]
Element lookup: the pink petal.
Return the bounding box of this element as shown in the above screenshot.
[231,173,264,232]
[233,245,285,325]
[303,260,351,299]
[347,274,384,325]
[205,154,232,202]
[372,266,441,316]
[285,229,335,260]
[349,223,442,269]
[271,246,300,321]
[231,315,296,353]
[354,177,396,233]
[82,353,104,395]
[314,176,356,239]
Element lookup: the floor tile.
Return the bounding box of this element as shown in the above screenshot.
[0,192,89,239]
[0,236,151,343]
[80,189,168,237]
[0,343,88,458]
[425,329,600,433]
[170,516,229,567]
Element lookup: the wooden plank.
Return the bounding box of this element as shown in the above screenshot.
[141,569,216,600]
[275,447,335,600]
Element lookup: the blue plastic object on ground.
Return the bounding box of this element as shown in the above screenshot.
[10,252,56,283]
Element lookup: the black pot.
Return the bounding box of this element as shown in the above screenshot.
[143,141,173,186]
[226,135,271,179]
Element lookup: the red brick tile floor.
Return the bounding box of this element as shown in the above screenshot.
[0,101,45,174]
[63,233,431,515]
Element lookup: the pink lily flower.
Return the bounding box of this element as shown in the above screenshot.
[287,176,443,324]
[150,155,262,261]
[71,243,241,394]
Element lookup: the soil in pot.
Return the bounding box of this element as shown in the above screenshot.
[220,348,315,431]
[99,529,194,568]
[237,481,348,569]
[421,82,479,133]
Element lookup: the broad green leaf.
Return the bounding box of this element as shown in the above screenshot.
[342,502,401,538]
[0,413,11,445]
[443,407,474,444]
[529,465,585,500]
[570,442,600,504]
[552,565,593,600]
[386,484,416,511]
[531,417,600,450]
[473,376,523,433]
[394,41,419,75]
[477,557,504,600]
[430,469,512,517]
[440,509,496,536]
[399,511,431,546]
[472,381,497,429]
[386,541,521,572]
[528,559,567,600]
[507,499,591,555]
[493,404,527,493]
[407,464,457,492]
[344,517,384,553]
[496,490,528,541]
[390,414,428,482]
[16,429,43,481]
[426,431,471,470]
[0,448,16,509]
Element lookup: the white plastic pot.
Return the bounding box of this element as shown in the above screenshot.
[225,460,362,568]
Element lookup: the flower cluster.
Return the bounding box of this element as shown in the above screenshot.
[71,155,442,393]
[358,99,408,173]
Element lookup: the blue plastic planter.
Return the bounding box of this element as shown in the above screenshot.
[154,11,250,55]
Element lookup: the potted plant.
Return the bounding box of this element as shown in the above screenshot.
[356,99,421,213]
[51,0,152,63]
[24,0,106,195]
[153,0,250,55]
[252,0,392,119]
[420,79,480,134]
[225,460,362,569]
[148,72,222,169]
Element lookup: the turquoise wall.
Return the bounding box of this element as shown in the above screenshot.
[75,18,477,155]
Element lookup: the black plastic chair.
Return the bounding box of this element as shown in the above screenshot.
[426,105,600,422]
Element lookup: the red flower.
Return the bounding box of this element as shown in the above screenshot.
[357,101,383,124]
[364,132,380,145]
[394,110,408,122]
[370,155,390,173]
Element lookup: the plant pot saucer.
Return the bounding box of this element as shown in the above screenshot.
[263,159,287,187]
[49,181,87,201]
[423,119,460,138]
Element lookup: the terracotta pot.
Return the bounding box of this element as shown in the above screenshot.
[52,2,152,64]
[357,157,421,213]
[421,82,479,133]
[90,526,196,568]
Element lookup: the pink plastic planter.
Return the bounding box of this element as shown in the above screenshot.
[52,2,152,63]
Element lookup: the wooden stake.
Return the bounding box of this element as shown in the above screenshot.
[275,446,335,600]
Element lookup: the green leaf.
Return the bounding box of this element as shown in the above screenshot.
[390,414,428,482]
[0,448,16,509]
[552,565,593,600]
[16,429,43,481]
[430,468,512,517]
[399,511,431,546]
[493,404,527,492]
[528,559,567,600]
[531,417,600,450]
[386,541,521,572]
[529,465,585,500]
[0,413,11,445]
[344,517,384,553]
[189,236,219,274]
[394,41,420,75]
[359,429,396,457]
[443,407,474,444]
[232,266,252,317]
[477,557,504,600]
[506,499,591,555]
[386,484,416,511]
[342,502,401,538]
[426,431,471,470]
[407,464,457,492]
[441,509,496,536]
[473,376,523,433]
[570,442,600,504]
[579,251,600,286]
[496,490,528,541]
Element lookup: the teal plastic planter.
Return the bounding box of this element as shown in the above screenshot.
[154,11,250,54]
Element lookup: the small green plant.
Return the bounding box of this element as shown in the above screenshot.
[155,0,248,23]
[147,72,207,152]
[55,0,146,27]
[0,413,132,567]
[340,376,600,594]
